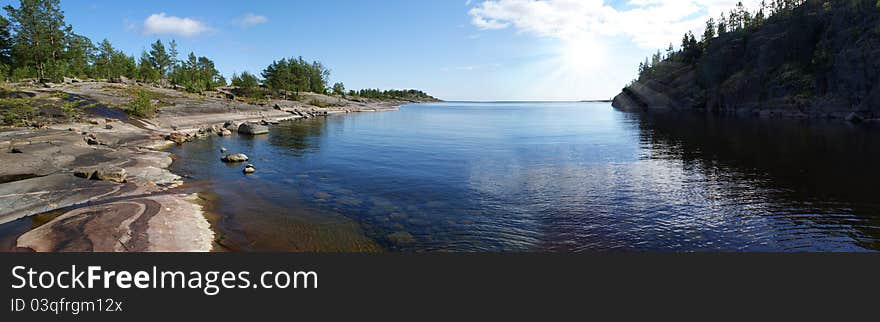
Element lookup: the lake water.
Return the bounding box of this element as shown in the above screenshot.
[166,102,880,252]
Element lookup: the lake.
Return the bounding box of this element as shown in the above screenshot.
[161,102,879,252]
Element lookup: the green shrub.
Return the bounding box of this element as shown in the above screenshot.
[11,66,36,81]
[126,89,156,117]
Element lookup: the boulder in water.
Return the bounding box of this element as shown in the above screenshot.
[238,123,269,135]
[221,153,249,163]
[387,231,415,245]
[166,132,188,144]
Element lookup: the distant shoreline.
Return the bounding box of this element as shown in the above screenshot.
[443,99,612,104]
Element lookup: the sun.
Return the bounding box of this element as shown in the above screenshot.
[558,36,605,74]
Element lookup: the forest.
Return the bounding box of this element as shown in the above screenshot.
[0,0,430,100]
[617,0,880,120]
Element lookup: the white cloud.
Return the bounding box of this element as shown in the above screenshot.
[236,13,268,27]
[143,13,211,37]
[469,0,763,49]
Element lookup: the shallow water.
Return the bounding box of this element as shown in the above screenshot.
[170,102,874,251]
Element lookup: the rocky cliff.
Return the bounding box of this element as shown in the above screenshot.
[613,0,880,122]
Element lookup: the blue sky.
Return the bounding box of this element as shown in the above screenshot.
[43,0,755,101]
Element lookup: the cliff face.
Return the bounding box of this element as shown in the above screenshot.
[613,1,880,121]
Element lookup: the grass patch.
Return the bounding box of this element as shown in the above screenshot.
[306,98,342,108]
[0,97,38,126]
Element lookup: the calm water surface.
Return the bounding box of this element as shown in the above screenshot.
[166,102,880,252]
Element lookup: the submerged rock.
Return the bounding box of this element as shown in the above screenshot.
[387,231,415,245]
[314,191,332,200]
[238,123,269,135]
[221,153,249,162]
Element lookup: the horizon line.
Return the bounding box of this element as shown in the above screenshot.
[439,99,613,103]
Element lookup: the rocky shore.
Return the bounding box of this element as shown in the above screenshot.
[613,2,880,123]
[0,80,412,252]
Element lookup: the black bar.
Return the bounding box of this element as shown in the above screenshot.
[2,253,878,320]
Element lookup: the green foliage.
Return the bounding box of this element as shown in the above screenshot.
[331,82,345,96]
[94,39,136,79]
[126,88,155,118]
[230,71,263,98]
[149,39,171,77]
[261,56,330,97]
[60,95,94,115]
[232,71,259,90]
[11,64,34,80]
[633,0,811,83]
[3,0,80,80]
[308,98,330,107]
[351,88,438,101]
[137,50,159,82]
[0,64,9,80]
[0,97,36,126]
[167,49,224,93]
[0,15,12,67]
[0,0,433,110]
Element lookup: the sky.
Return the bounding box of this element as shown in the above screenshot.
[26,0,762,101]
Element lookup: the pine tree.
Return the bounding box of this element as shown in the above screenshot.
[4,0,72,79]
[0,15,11,68]
[64,33,93,78]
[332,82,345,96]
[137,50,158,82]
[703,18,716,42]
[149,39,171,78]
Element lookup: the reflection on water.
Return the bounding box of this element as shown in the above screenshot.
[168,102,880,252]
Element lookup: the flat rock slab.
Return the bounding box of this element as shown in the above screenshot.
[0,173,123,225]
[17,194,213,252]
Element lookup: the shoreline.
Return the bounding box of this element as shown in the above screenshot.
[0,81,413,252]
